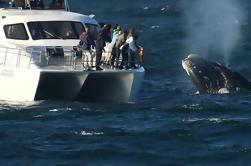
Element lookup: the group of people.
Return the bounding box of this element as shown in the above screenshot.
[11,0,63,9]
[109,24,143,70]
[29,0,44,9]
[49,0,63,9]
[77,24,143,71]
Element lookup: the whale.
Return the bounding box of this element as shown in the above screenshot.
[182,54,251,94]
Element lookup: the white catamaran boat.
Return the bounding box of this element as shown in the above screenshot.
[0,0,145,102]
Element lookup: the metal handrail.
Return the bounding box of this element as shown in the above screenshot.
[0,47,76,68]
[0,46,143,70]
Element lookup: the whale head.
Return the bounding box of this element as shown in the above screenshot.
[182,54,239,94]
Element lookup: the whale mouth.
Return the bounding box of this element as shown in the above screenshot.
[182,55,199,79]
[182,56,207,93]
[182,59,192,76]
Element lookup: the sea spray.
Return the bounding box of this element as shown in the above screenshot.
[180,0,244,66]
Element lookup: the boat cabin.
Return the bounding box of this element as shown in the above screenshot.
[0,7,98,48]
[0,0,99,69]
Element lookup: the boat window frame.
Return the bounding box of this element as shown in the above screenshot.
[27,21,86,40]
[3,23,29,40]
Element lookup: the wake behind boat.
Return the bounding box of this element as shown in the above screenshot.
[0,0,145,102]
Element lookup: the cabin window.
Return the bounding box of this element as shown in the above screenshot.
[4,23,29,40]
[27,21,86,40]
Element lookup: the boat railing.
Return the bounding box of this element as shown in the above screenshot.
[0,47,143,70]
[0,47,78,69]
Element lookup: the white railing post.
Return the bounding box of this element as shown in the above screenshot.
[28,49,33,68]
[3,48,8,66]
[16,49,20,67]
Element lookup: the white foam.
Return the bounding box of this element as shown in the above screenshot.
[49,109,59,112]
[218,88,230,94]
[74,131,104,136]
[183,118,224,123]
[49,107,72,112]
[150,25,160,29]
[182,104,203,111]
[82,107,91,111]
[143,6,149,10]
[33,115,44,118]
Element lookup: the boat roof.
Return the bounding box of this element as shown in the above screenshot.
[0,9,98,25]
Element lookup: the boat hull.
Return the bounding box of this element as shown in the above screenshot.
[0,67,41,101]
[34,71,87,101]
[0,67,145,102]
[77,67,145,102]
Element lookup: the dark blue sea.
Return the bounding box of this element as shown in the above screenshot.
[2,0,251,165]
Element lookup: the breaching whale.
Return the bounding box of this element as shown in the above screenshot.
[182,54,251,94]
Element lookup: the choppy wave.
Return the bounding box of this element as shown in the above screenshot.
[0,0,251,165]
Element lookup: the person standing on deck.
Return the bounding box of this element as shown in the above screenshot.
[49,0,63,9]
[110,24,121,68]
[126,28,140,69]
[95,25,111,70]
[33,0,44,9]
[78,27,95,70]
[114,30,127,69]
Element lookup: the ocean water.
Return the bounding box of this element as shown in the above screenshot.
[1,0,251,165]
